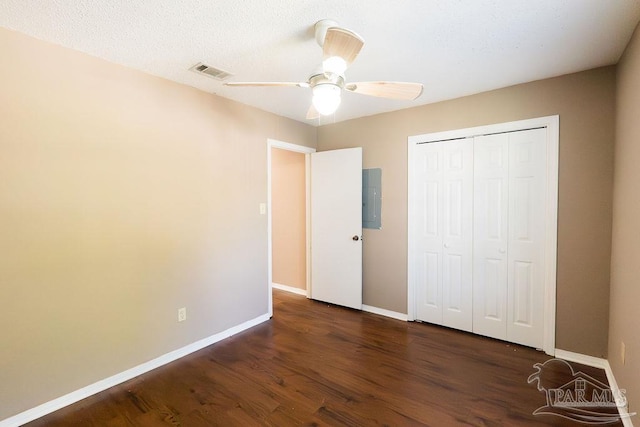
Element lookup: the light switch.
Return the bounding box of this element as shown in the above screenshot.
[259,203,266,215]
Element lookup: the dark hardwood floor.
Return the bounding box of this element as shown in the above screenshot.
[26,290,621,426]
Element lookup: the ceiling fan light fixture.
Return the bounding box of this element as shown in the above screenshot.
[322,56,348,76]
[312,84,341,116]
[224,19,423,119]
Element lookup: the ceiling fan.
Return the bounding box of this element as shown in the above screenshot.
[224,19,424,119]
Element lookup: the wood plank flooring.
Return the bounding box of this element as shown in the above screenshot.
[25,290,621,426]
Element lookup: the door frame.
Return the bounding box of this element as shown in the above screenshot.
[267,139,316,317]
[407,115,559,355]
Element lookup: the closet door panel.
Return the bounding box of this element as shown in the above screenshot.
[441,141,473,331]
[415,143,443,324]
[473,134,509,340]
[507,129,547,348]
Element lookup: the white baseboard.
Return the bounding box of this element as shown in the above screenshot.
[271,286,408,323]
[362,304,408,321]
[554,349,609,369]
[0,313,271,427]
[604,363,636,427]
[272,282,308,296]
[555,349,635,427]
[271,284,408,323]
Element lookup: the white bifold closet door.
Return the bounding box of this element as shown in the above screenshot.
[473,129,547,348]
[415,128,547,349]
[415,139,473,332]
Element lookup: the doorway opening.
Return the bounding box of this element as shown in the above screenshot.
[267,139,315,317]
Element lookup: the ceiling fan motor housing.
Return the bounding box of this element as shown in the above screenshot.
[309,73,344,89]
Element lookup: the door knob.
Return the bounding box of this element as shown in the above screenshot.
[352,235,360,241]
[444,243,449,248]
[499,248,506,254]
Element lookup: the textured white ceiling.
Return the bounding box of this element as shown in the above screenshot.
[1,0,639,125]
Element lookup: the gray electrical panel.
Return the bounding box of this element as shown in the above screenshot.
[362,168,382,229]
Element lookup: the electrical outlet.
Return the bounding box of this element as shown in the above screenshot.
[178,307,186,322]
[621,341,626,365]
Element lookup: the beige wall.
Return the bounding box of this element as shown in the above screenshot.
[318,67,616,357]
[0,28,315,420]
[610,23,640,415]
[271,148,307,290]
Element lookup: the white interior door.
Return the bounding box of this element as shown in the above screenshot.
[506,129,546,348]
[441,141,474,331]
[473,129,547,348]
[473,134,509,340]
[414,140,473,331]
[414,142,443,324]
[409,116,558,354]
[310,147,362,309]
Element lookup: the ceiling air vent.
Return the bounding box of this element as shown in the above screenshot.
[189,62,233,81]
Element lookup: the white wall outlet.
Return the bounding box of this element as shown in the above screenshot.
[621,341,626,365]
[259,203,266,215]
[178,307,186,322]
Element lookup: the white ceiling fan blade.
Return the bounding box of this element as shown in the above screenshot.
[224,82,309,88]
[323,27,364,68]
[306,104,320,120]
[345,81,423,100]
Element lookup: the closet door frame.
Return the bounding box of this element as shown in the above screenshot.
[407,115,559,356]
